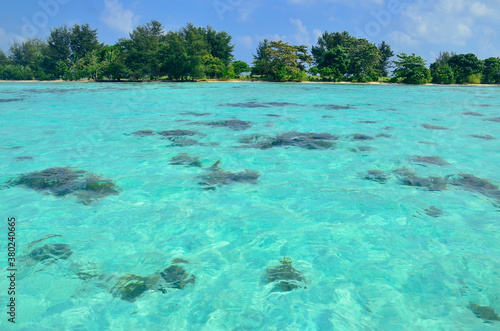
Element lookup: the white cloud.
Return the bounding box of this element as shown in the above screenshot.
[397,0,499,46]
[290,18,310,45]
[236,35,254,49]
[101,0,137,34]
[388,30,418,46]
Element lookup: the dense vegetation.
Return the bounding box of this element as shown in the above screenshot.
[0,21,499,84]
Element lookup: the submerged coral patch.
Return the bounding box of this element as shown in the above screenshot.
[220,101,302,108]
[239,131,338,150]
[28,243,73,262]
[400,176,447,191]
[130,130,156,137]
[351,134,374,141]
[158,130,205,137]
[14,156,34,161]
[198,161,259,189]
[316,104,355,110]
[169,154,203,167]
[484,117,500,123]
[160,265,196,290]
[424,206,443,218]
[190,119,252,131]
[0,98,24,103]
[469,302,500,321]
[6,167,120,204]
[412,155,450,166]
[362,170,390,183]
[422,124,449,130]
[112,274,158,302]
[446,174,500,202]
[470,134,496,140]
[168,139,202,147]
[462,112,483,116]
[266,257,306,292]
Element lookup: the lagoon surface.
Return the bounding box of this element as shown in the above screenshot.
[1,82,500,330]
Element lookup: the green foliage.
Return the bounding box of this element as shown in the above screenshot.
[311,31,382,82]
[232,60,250,76]
[482,57,500,84]
[251,40,312,81]
[393,53,430,84]
[431,65,455,84]
[447,53,483,84]
[378,41,394,77]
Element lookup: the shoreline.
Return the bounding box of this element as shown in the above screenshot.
[0,79,498,87]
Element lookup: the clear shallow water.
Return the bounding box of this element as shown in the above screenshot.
[0,82,499,330]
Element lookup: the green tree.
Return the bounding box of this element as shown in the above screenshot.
[447,53,483,84]
[119,20,165,80]
[378,41,394,77]
[482,57,500,84]
[70,23,100,63]
[204,26,234,65]
[252,40,312,81]
[202,54,225,79]
[0,49,9,66]
[312,31,381,82]
[232,60,250,76]
[392,53,430,84]
[101,45,127,81]
[432,65,455,84]
[310,45,350,81]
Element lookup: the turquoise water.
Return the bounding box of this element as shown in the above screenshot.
[1,82,500,330]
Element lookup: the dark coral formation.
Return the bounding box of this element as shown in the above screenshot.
[130,130,156,137]
[0,98,24,103]
[462,112,483,116]
[160,265,196,290]
[14,156,34,161]
[484,117,500,123]
[422,124,449,130]
[469,302,500,321]
[220,101,302,108]
[180,112,211,117]
[168,139,201,147]
[266,257,306,292]
[446,174,500,202]
[351,134,374,141]
[424,206,444,218]
[359,120,378,124]
[28,243,73,262]
[412,155,450,166]
[376,133,392,138]
[198,161,259,189]
[111,274,158,302]
[362,170,390,183]
[193,119,252,131]
[399,176,447,191]
[470,134,496,140]
[315,104,355,110]
[158,130,205,137]
[6,167,120,204]
[170,154,203,167]
[239,131,338,150]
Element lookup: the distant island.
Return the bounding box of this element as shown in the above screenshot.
[0,20,499,85]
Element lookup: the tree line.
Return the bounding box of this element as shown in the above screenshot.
[0,21,499,85]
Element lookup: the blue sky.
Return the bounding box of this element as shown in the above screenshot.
[1,0,499,64]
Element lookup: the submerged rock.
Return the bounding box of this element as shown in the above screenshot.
[351,134,374,141]
[239,131,338,150]
[158,130,205,137]
[198,161,259,189]
[316,104,355,110]
[424,206,444,218]
[469,302,500,321]
[266,257,306,292]
[112,274,159,302]
[422,124,449,130]
[376,133,392,138]
[0,98,24,103]
[412,155,451,166]
[484,117,500,123]
[400,176,447,191]
[170,154,203,167]
[192,119,252,131]
[130,130,155,137]
[470,134,496,140]
[28,243,73,262]
[14,156,34,161]
[160,265,196,290]
[6,167,120,204]
[446,174,500,202]
[168,139,201,147]
[462,112,483,116]
[362,170,390,183]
